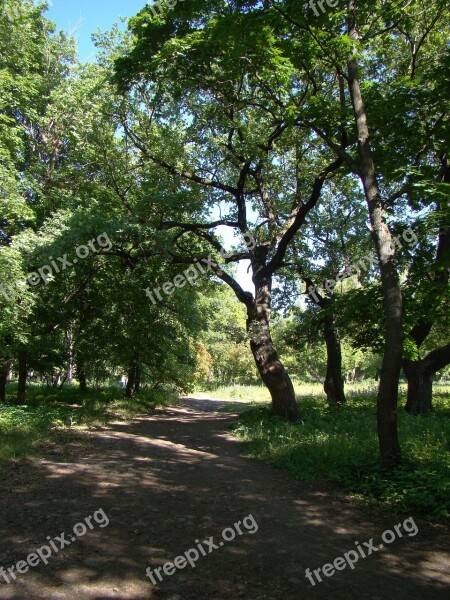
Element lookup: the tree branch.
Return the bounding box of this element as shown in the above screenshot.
[122,121,239,196]
[266,156,344,274]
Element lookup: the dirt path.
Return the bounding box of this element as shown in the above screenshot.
[0,397,448,599]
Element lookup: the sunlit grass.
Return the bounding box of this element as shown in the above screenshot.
[0,385,175,463]
[231,385,450,520]
[200,380,415,403]
[201,383,271,403]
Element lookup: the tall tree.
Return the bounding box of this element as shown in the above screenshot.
[264,0,448,461]
[113,2,352,420]
[281,178,368,405]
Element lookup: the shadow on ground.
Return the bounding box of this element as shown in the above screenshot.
[0,398,448,599]
[179,395,256,414]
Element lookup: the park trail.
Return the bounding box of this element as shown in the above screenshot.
[0,396,448,599]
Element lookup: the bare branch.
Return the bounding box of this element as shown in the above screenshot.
[171,254,254,307]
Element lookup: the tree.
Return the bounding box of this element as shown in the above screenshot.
[277,177,369,404]
[194,286,257,386]
[112,1,357,420]
[1,17,206,403]
[0,0,76,403]
[263,0,448,462]
[402,192,450,413]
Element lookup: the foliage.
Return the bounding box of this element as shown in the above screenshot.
[0,0,448,495]
[194,286,258,386]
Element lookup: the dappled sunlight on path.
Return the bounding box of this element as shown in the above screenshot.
[0,399,448,599]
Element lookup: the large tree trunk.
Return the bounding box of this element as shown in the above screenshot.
[403,360,433,414]
[248,277,299,421]
[17,348,27,405]
[125,365,136,398]
[347,7,402,464]
[323,314,346,405]
[403,343,450,414]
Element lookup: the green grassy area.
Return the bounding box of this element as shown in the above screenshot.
[231,384,450,520]
[202,380,404,403]
[0,385,176,463]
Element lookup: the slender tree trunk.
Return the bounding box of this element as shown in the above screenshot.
[248,277,299,421]
[297,356,323,384]
[78,368,88,393]
[323,314,346,405]
[303,284,345,402]
[53,371,62,388]
[66,328,74,384]
[17,348,27,405]
[0,364,8,402]
[125,365,136,398]
[134,365,141,395]
[347,9,402,463]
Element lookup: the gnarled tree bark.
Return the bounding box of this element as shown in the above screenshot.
[403,343,450,414]
[248,276,298,421]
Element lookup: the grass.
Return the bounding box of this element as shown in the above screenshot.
[202,380,399,403]
[2,380,449,520]
[230,382,450,521]
[199,383,271,403]
[0,384,176,463]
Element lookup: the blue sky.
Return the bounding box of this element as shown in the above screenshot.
[46,0,147,61]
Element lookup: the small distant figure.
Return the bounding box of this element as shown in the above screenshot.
[119,375,127,389]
